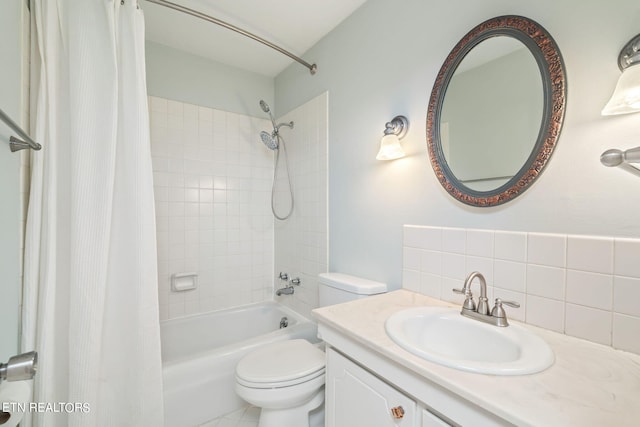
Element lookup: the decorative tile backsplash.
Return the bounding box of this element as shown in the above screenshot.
[402,225,640,355]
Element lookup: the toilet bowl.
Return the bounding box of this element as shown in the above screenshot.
[235,339,325,427]
[235,273,388,427]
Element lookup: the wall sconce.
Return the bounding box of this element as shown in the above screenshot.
[376,115,409,160]
[601,33,640,176]
[602,34,640,115]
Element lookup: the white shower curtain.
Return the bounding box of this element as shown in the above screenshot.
[22,0,164,425]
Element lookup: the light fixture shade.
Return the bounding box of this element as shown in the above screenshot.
[602,64,640,115]
[376,134,405,160]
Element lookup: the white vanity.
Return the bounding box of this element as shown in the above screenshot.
[313,290,640,427]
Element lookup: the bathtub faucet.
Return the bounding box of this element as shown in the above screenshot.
[275,274,301,296]
[276,285,294,296]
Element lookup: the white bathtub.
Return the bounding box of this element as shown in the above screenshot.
[161,301,318,427]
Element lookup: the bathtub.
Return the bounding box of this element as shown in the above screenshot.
[161,301,318,427]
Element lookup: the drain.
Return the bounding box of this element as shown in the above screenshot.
[279,316,288,329]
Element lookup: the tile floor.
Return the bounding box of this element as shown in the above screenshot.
[199,405,260,427]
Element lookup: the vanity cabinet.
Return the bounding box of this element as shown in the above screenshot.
[326,348,450,427]
[319,322,511,427]
[421,409,451,427]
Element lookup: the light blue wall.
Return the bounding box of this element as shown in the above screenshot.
[146,41,274,117]
[275,0,640,289]
[0,0,25,360]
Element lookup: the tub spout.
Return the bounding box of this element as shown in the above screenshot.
[276,286,294,296]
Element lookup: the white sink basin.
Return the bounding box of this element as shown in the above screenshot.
[385,307,554,375]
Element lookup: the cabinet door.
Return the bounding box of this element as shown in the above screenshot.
[326,348,417,427]
[421,408,452,427]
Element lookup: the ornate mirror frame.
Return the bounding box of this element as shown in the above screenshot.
[427,15,567,207]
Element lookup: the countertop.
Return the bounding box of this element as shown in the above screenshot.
[312,290,640,427]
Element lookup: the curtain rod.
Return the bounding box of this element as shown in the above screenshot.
[144,0,317,75]
[0,107,41,152]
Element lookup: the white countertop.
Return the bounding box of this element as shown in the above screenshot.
[312,290,640,427]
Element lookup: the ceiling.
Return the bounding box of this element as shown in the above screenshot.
[141,0,369,77]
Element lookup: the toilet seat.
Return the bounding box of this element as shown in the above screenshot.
[236,339,325,389]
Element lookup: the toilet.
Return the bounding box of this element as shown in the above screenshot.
[234,273,387,427]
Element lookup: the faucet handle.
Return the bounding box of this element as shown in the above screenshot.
[499,299,520,308]
[452,288,476,311]
[491,298,520,319]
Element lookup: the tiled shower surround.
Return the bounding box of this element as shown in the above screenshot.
[273,93,329,319]
[149,96,274,320]
[402,225,640,355]
[149,94,328,321]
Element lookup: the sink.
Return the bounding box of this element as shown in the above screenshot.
[385,307,554,375]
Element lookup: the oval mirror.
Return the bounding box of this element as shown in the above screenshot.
[427,16,566,207]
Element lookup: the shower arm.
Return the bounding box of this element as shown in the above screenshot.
[144,0,317,75]
[275,121,294,132]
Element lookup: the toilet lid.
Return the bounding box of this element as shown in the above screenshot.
[236,339,325,385]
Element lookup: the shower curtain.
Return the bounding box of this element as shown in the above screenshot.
[22,0,164,425]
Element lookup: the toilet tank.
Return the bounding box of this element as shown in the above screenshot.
[318,273,387,307]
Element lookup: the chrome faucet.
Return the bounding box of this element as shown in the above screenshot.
[276,286,294,296]
[275,273,301,296]
[453,271,520,327]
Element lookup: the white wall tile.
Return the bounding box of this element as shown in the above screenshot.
[494,231,527,262]
[403,269,421,293]
[403,247,421,270]
[565,303,612,346]
[442,227,466,254]
[167,100,183,116]
[403,226,421,248]
[526,264,565,300]
[442,253,465,279]
[421,250,442,275]
[466,229,493,257]
[613,314,640,354]
[494,260,526,292]
[526,295,564,333]
[404,226,442,250]
[527,233,566,268]
[566,270,613,310]
[613,276,640,317]
[441,277,465,305]
[417,226,443,251]
[614,238,640,278]
[421,273,442,299]
[149,96,167,113]
[567,235,613,275]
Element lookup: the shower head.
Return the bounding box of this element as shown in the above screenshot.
[259,100,293,151]
[260,131,279,150]
[259,99,277,128]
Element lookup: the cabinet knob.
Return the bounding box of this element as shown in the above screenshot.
[391,405,405,419]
